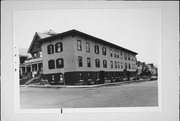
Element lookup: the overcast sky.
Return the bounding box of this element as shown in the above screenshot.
[13,9,161,66]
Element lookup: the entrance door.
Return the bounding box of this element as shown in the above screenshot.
[99,71,105,84]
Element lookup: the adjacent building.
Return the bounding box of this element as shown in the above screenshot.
[19,48,28,78]
[137,61,158,76]
[24,29,138,85]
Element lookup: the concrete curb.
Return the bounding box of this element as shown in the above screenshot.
[20,79,154,88]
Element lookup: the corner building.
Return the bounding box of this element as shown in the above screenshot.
[38,29,138,85]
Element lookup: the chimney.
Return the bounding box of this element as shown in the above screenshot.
[44,29,57,35]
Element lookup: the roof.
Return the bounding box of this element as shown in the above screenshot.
[27,32,53,53]
[38,29,138,55]
[37,32,52,39]
[19,48,28,57]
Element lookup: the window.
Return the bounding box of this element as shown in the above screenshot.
[56,58,64,68]
[110,49,113,57]
[78,56,83,67]
[128,54,130,60]
[103,60,107,68]
[95,45,99,54]
[102,47,106,55]
[132,64,134,69]
[32,64,37,71]
[52,75,55,81]
[120,51,123,59]
[129,63,131,69]
[77,40,82,51]
[118,62,120,69]
[121,62,123,69]
[86,42,90,52]
[96,72,99,79]
[79,73,83,80]
[39,52,42,57]
[33,53,37,58]
[47,44,54,54]
[38,63,43,71]
[87,72,91,79]
[55,42,63,52]
[125,63,127,69]
[48,59,55,69]
[110,61,113,68]
[59,74,63,82]
[87,58,91,67]
[124,53,127,60]
[117,51,119,58]
[114,50,116,58]
[115,61,117,69]
[95,59,100,67]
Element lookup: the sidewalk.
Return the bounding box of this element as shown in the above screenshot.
[20,79,154,88]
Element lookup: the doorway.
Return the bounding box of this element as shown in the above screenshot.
[99,71,105,84]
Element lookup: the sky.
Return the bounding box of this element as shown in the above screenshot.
[13,9,161,66]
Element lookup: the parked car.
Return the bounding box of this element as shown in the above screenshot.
[150,76,158,80]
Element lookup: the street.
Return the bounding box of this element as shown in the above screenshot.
[20,80,158,109]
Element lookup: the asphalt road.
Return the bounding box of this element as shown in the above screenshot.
[20,80,158,109]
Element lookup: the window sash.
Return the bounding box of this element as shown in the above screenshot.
[95,59,100,67]
[124,53,127,60]
[47,45,54,54]
[87,58,91,67]
[95,45,99,54]
[114,50,116,58]
[78,56,83,67]
[103,60,107,68]
[55,42,63,52]
[115,61,117,68]
[110,49,113,57]
[125,63,127,69]
[102,47,106,55]
[48,60,55,69]
[121,62,123,69]
[56,58,64,68]
[77,40,82,51]
[110,61,113,68]
[86,42,90,52]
